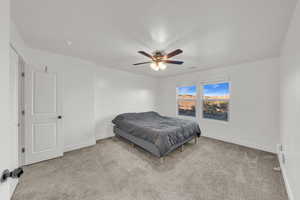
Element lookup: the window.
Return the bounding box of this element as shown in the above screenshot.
[177,85,196,117]
[202,82,230,121]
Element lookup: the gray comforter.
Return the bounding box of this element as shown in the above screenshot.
[112,111,201,155]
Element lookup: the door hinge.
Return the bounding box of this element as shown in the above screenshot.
[21,72,25,77]
[21,110,25,115]
[21,148,25,153]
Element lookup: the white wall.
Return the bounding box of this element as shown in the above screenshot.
[279,1,300,199]
[94,67,158,140]
[158,58,280,153]
[10,22,27,58]
[0,0,12,199]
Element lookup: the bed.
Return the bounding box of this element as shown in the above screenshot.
[112,111,201,161]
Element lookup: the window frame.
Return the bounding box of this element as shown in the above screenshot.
[200,80,231,122]
[176,85,198,118]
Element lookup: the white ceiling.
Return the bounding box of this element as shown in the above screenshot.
[11,0,297,77]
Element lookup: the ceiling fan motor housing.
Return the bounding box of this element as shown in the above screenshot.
[153,51,166,62]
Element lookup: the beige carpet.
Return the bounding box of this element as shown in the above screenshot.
[12,137,287,200]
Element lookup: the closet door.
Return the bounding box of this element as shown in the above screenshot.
[24,65,63,165]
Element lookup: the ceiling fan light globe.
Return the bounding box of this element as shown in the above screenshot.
[150,63,159,71]
[159,62,167,70]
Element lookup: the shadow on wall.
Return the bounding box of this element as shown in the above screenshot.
[95,115,116,140]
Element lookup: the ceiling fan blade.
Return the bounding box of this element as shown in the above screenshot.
[138,51,153,59]
[133,61,152,66]
[163,60,184,65]
[166,49,183,58]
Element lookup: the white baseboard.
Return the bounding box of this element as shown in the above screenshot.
[203,134,276,153]
[277,145,294,200]
[64,139,96,153]
[96,133,114,141]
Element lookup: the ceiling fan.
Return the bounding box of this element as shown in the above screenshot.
[133,49,184,71]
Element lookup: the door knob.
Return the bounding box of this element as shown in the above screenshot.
[58,115,62,119]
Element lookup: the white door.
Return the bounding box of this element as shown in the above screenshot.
[24,65,63,165]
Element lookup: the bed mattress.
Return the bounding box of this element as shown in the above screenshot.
[112,111,201,157]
